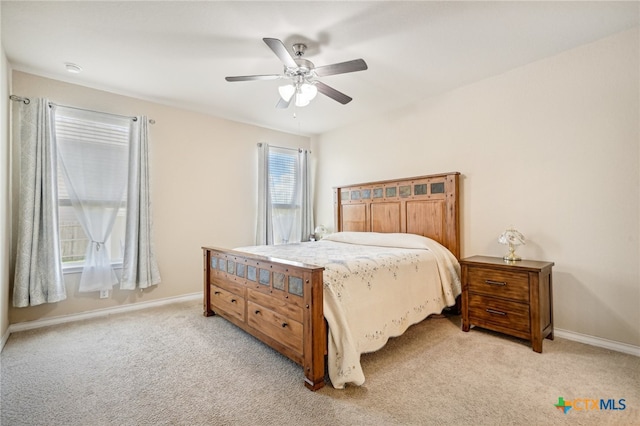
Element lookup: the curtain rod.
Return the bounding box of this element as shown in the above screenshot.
[257,142,310,153]
[9,95,30,104]
[50,101,143,123]
[10,95,156,124]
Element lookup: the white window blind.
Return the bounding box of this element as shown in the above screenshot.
[267,147,301,244]
[268,149,299,206]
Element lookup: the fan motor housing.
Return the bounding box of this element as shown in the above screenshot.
[287,58,314,75]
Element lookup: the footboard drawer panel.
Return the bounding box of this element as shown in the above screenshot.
[210,277,245,298]
[247,301,303,354]
[210,284,245,322]
[247,288,304,323]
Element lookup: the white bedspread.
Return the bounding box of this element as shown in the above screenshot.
[237,232,461,389]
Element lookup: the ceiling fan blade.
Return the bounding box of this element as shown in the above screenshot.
[263,38,298,69]
[314,59,368,77]
[276,96,292,109]
[225,74,281,82]
[315,81,353,105]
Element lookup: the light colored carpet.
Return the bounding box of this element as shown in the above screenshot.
[1,300,638,425]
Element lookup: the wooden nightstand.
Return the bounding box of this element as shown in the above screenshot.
[460,256,554,353]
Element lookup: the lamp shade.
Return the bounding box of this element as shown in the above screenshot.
[295,95,310,107]
[278,84,295,102]
[498,228,525,246]
[314,225,327,240]
[300,83,317,100]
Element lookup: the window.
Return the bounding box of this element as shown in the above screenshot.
[269,149,299,206]
[54,106,131,268]
[257,143,312,246]
[268,147,302,244]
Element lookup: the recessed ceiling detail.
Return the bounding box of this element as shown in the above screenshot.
[64,62,82,74]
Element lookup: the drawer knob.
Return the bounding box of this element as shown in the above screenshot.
[231,298,237,303]
[485,280,506,286]
[214,291,221,295]
[281,322,288,328]
[254,309,261,315]
[486,308,507,316]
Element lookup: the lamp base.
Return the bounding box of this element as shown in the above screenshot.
[503,244,521,262]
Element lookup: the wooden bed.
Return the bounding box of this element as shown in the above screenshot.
[203,171,460,390]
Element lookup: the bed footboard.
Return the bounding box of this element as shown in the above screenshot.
[203,247,326,390]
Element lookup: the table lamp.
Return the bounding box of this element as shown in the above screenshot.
[498,227,525,261]
[314,225,328,240]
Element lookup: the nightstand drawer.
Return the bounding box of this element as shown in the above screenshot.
[468,267,529,302]
[468,293,530,334]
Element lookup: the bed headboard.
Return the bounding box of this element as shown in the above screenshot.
[333,172,460,258]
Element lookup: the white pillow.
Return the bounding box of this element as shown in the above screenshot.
[323,232,433,250]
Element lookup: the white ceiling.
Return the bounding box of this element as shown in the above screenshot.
[2,1,638,136]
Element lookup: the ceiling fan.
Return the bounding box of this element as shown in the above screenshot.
[225,38,368,108]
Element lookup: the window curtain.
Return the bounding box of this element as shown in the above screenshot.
[54,105,130,292]
[299,148,314,242]
[256,143,273,245]
[121,117,161,289]
[13,98,67,307]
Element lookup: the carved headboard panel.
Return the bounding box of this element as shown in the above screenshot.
[333,172,460,258]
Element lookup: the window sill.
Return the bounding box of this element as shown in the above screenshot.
[62,262,123,275]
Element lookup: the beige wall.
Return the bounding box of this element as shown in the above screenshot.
[312,29,640,347]
[9,71,310,324]
[1,28,11,342]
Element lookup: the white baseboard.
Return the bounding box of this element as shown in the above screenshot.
[555,328,640,357]
[6,292,203,335]
[1,327,10,353]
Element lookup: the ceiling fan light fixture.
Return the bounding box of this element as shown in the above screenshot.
[293,83,317,107]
